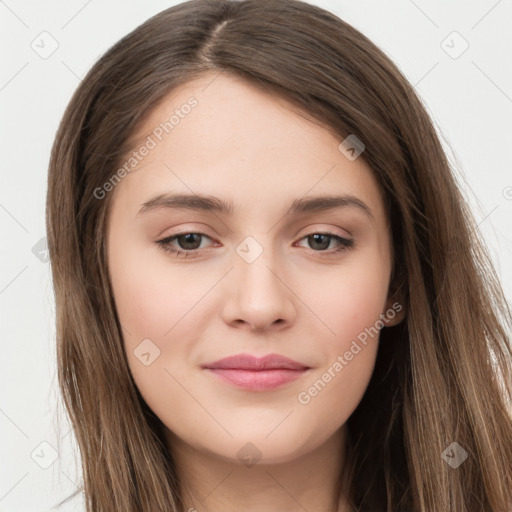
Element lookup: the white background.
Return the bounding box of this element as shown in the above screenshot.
[1,0,511,510]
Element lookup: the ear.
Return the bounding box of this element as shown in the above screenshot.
[382,274,406,327]
[382,296,406,327]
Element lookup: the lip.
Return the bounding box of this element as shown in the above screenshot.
[202,353,310,391]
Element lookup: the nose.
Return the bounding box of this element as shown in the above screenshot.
[222,248,297,333]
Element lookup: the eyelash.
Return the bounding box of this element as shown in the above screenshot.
[156,231,355,258]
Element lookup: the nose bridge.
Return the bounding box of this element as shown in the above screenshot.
[236,233,284,301]
[223,234,296,331]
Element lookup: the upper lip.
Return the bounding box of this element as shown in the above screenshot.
[202,353,309,371]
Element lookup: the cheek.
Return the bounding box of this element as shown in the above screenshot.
[108,238,205,340]
[308,257,390,343]
[291,254,389,429]
[108,253,209,437]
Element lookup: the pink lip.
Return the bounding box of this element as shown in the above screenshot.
[202,353,310,391]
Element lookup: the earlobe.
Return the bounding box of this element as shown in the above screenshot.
[383,269,407,326]
[382,290,406,327]
[382,303,406,327]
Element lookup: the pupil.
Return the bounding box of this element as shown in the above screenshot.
[180,233,200,249]
[311,234,329,250]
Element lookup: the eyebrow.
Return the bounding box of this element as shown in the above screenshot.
[137,193,374,220]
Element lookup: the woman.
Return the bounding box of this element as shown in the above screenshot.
[46,0,512,510]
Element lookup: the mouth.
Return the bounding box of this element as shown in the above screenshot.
[202,353,311,391]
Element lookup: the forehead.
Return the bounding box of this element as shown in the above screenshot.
[110,72,386,223]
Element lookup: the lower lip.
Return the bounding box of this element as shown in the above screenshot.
[205,368,309,391]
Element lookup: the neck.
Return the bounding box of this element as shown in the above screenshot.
[165,425,352,512]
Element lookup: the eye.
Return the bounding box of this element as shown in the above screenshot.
[295,232,354,253]
[156,232,214,258]
[156,231,355,258]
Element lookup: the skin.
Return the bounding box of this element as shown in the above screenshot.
[106,71,404,512]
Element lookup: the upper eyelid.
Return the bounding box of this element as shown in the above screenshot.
[159,222,352,239]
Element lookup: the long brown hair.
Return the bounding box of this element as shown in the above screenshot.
[46,0,512,510]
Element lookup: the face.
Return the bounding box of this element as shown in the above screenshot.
[106,71,402,466]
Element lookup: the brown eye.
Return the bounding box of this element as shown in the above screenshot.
[173,233,203,250]
[157,232,213,258]
[297,232,354,253]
